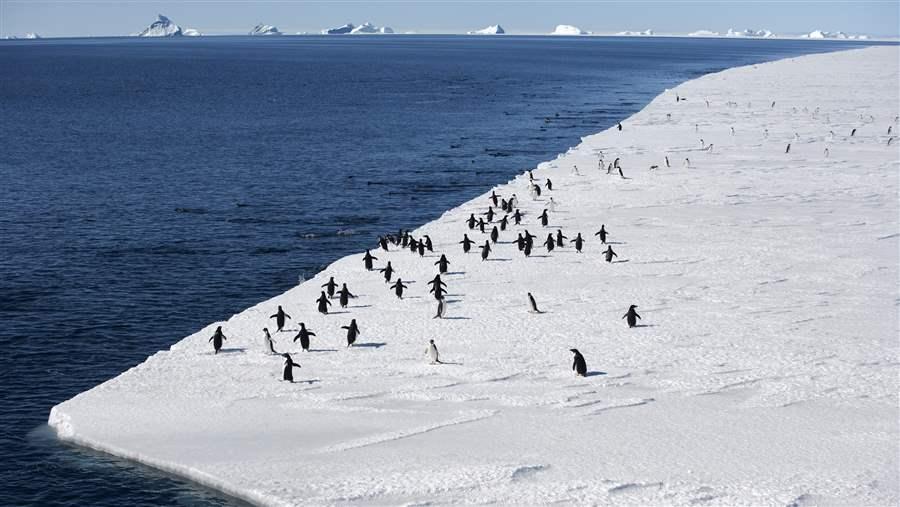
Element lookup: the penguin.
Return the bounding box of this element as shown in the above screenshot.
[426,339,441,364]
[523,240,533,257]
[665,155,670,168]
[460,234,474,253]
[594,225,608,244]
[548,197,557,212]
[435,254,450,274]
[490,190,499,207]
[263,328,278,354]
[485,206,495,223]
[480,240,492,261]
[607,162,613,174]
[269,305,291,332]
[527,292,541,314]
[500,198,509,212]
[281,353,301,382]
[730,126,735,136]
[342,319,360,347]
[418,242,425,257]
[467,214,476,229]
[499,215,509,231]
[209,326,226,354]
[824,148,830,158]
[623,305,642,328]
[618,166,626,179]
[574,233,584,253]
[378,236,389,251]
[513,209,523,225]
[683,158,691,168]
[409,238,419,253]
[888,126,893,135]
[316,291,332,314]
[850,128,856,137]
[433,297,446,319]
[523,230,536,248]
[785,143,791,154]
[293,323,315,352]
[539,209,549,227]
[322,276,338,298]
[424,235,434,252]
[428,275,447,300]
[388,278,407,299]
[478,218,486,233]
[543,233,555,252]
[490,226,499,244]
[337,283,356,308]
[363,250,377,271]
[603,245,618,263]
[617,122,622,131]
[614,157,620,169]
[379,261,394,282]
[546,178,553,191]
[570,349,587,377]
[533,184,542,197]
[515,233,525,251]
[555,230,567,248]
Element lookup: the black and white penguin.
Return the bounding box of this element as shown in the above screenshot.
[263,328,278,354]
[428,275,447,300]
[603,245,618,263]
[614,157,620,169]
[426,339,441,364]
[424,235,434,252]
[322,276,338,298]
[850,128,856,137]
[433,297,446,319]
[467,214,476,229]
[209,326,226,354]
[380,261,395,282]
[617,122,623,131]
[574,233,584,252]
[513,209,523,225]
[555,230,567,248]
[363,250,378,271]
[785,143,791,154]
[460,234,474,253]
[342,319,360,347]
[623,305,642,328]
[570,349,587,377]
[515,233,525,251]
[281,353,301,382]
[527,292,541,313]
[316,291,332,314]
[337,283,356,308]
[595,225,608,244]
[524,240,533,257]
[378,236,389,251]
[480,240,492,261]
[418,242,425,257]
[490,190,499,207]
[546,178,553,191]
[478,218,486,234]
[539,209,549,227]
[665,155,670,168]
[544,233,555,252]
[435,254,450,274]
[269,305,291,332]
[409,238,419,253]
[390,278,408,299]
[485,206,495,223]
[293,323,315,352]
[618,166,626,179]
[499,215,509,231]
[490,226,499,244]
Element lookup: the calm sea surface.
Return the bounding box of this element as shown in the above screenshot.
[0,35,869,505]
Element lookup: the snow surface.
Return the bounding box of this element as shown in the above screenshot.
[249,24,281,36]
[137,14,182,37]
[49,46,899,506]
[468,24,505,35]
[551,24,588,35]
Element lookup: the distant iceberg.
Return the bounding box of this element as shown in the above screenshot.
[322,23,355,34]
[468,24,505,35]
[726,28,775,38]
[250,24,282,36]
[616,29,653,36]
[800,30,867,40]
[688,30,720,37]
[349,22,394,34]
[551,24,588,35]
[25,32,41,39]
[137,14,183,37]
[183,29,202,37]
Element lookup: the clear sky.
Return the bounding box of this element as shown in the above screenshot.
[1,0,898,38]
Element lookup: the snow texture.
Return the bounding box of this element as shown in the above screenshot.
[551,24,588,35]
[468,24,505,35]
[49,46,899,506]
[137,14,182,37]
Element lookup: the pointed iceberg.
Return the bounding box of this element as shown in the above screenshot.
[137,14,183,37]
[468,24,505,35]
[250,24,282,36]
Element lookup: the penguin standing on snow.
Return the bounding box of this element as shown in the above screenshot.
[623,305,642,328]
[543,233,555,252]
[263,328,278,354]
[426,339,441,364]
[428,275,447,300]
[485,206,495,223]
[499,215,509,231]
[555,230,567,248]
[322,276,338,298]
[380,261,395,282]
[363,250,378,271]
[513,209,523,225]
[617,122,623,131]
[539,209,549,227]
[490,190,499,207]
[515,233,525,251]
[546,178,553,191]
[595,225,608,244]
[527,292,541,313]
[293,323,315,352]
[467,213,477,229]
[570,349,587,377]
[435,254,450,274]
[480,240,492,261]
[209,326,227,354]
[409,238,419,253]
[337,283,356,308]
[390,278,408,299]
[460,234,474,253]
[490,226,499,244]
[378,236,389,251]
[424,235,434,252]
[316,291,332,314]
[418,242,425,257]
[281,353,301,382]
[433,297,446,319]
[574,233,584,253]
[269,305,291,332]
[603,245,618,263]
[342,319,360,347]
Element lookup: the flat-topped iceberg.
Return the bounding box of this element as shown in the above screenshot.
[322,23,355,34]
[688,29,720,37]
[726,28,775,38]
[183,28,202,37]
[137,14,183,37]
[616,29,653,36]
[551,24,588,35]
[468,24,505,35]
[349,22,394,34]
[800,29,867,40]
[250,24,281,36]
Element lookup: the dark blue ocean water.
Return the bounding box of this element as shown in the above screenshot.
[0,35,871,505]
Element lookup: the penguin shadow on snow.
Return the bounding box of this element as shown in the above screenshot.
[348,304,373,309]
[211,348,245,355]
[445,271,466,276]
[308,348,339,353]
[632,324,656,328]
[326,310,351,315]
[612,259,630,264]
[585,371,607,377]
[281,378,321,385]
[353,342,387,348]
[485,258,512,262]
